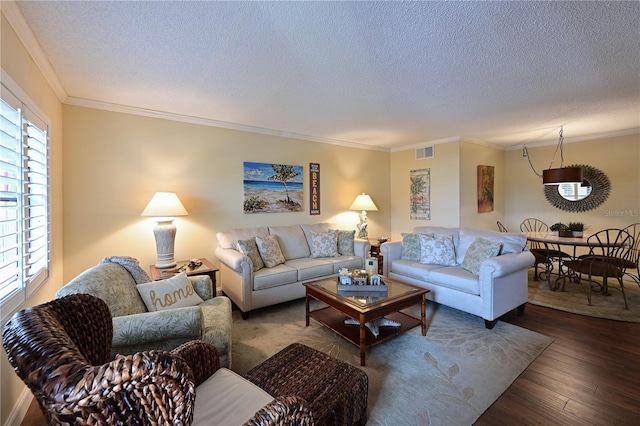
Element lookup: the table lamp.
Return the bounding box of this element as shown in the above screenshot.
[141,192,189,269]
[350,193,378,239]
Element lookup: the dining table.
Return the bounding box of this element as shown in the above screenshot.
[524,231,628,293]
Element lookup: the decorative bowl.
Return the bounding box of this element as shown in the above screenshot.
[377,237,388,243]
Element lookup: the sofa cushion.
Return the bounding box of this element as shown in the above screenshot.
[136,272,205,312]
[268,225,310,260]
[390,259,445,282]
[256,235,286,268]
[325,256,363,273]
[237,237,265,272]
[253,263,299,291]
[310,230,340,258]
[300,223,337,246]
[286,258,334,281]
[461,237,502,275]
[456,228,527,263]
[337,230,356,256]
[193,368,273,426]
[400,232,424,261]
[428,266,481,295]
[216,226,270,251]
[419,234,457,266]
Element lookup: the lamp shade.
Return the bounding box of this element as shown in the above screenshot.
[542,167,583,185]
[141,192,189,217]
[349,193,378,212]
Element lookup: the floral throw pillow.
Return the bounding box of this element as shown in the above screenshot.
[419,234,457,266]
[461,237,502,275]
[136,272,204,312]
[256,235,286,268]
[337,230,356,256]
[310,230,340,258]
[401,232,427,261]
[237,237,265,272]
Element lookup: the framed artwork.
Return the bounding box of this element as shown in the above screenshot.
[243,162,303,213]
[477,165,494,213]
[410,168,431,220]
[309,163,320,215]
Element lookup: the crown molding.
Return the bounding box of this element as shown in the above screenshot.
[64,96,389,152]
[1,0,68,102]
[505,127,640,151]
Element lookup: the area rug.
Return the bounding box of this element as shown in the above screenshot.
[231,299,553,425]
[527,271,640,322]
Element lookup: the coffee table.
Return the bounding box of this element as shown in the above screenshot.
[303,276,428,366]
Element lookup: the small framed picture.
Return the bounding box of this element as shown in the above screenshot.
[339,275,352,285]
[370,275,381,286]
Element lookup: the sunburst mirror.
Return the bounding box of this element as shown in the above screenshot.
[543,164,611,212]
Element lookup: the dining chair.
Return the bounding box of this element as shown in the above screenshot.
[622,223,640,286]
[520,218,572,283]
[496,221,509,232]
[564,228,634,309]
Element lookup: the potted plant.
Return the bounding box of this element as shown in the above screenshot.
[568,222,586,238]
[550,222,569,236]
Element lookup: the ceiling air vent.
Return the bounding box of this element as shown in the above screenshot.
[415,146,434,160]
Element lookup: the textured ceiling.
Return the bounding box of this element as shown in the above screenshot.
[12,1,640,150]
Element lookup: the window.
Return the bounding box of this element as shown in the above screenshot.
[1,82,50,324]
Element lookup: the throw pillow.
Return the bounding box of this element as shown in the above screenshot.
[461,237,502,275]
[337,230,356,256]
[419,234,457,266]
[255,235,286,268]
[310,230,340,258]
[237,237,265,272]
[401,232,427,261]
[136,272,204,312]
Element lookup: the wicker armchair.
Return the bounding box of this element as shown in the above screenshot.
[2,294,313,425]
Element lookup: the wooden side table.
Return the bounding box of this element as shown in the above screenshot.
[368,240,385,275]
[150,258,219,291]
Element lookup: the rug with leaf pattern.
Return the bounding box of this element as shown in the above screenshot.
[231,299,552,425]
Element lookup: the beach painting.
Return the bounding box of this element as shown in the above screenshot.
[243,162,304,213]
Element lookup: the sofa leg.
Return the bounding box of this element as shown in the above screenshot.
[517,303,526,316]
[241,311,249,320]
[484,319,498,329]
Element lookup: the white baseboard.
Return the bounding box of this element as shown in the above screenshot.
[6,387,33,426]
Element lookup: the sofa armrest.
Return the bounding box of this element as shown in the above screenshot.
[354,238,371,264]
[244,396,314,426]
[380,241,403,276]
[112,307,203,347]
[479,251,535,279]
[215,246,252,272]
[171,340,220,387]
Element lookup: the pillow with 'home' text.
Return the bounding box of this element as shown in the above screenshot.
[136,272,204,312]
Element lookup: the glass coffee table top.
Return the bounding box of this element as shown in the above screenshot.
[310,277,421,308]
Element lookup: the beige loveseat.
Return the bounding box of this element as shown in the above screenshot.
[381,227,535,328]
[215,223,370,318]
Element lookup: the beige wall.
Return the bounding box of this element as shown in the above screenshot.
[389,141,461,239]
[62,105,391,280]
[1,14,64,425]
[504,134,640,233]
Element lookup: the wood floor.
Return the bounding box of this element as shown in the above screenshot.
[20,303,640,425]
[475,304,640,425]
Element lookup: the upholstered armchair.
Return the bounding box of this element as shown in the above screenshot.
[56,258,233,367]
[2,294,313,425]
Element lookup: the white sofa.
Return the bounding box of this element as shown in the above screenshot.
[215,223,370,318]
[381,226,535,328]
